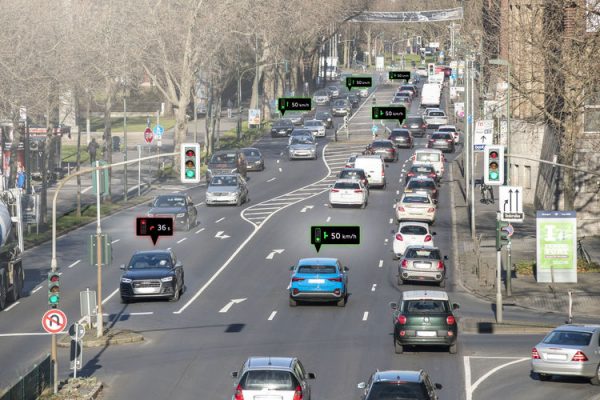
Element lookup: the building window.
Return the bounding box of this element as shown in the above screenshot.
[524,165,531,189]
[584,108,600,133]
[512,164,519,185]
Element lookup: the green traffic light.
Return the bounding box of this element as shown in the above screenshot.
[185,169,195,178]
[49,294,59,304]
[489,171,499,180]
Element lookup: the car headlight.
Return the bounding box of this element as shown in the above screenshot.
[161,276,173,282]
[121,277,132,284]
[176,213,185,218]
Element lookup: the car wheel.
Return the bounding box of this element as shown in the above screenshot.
[336,297,346,307]
[449,343,458,354]
[590,365,600,385]
[121,296,129,304]
[170,284,181,302]
[289,297,297,307]
[394,339,404,354]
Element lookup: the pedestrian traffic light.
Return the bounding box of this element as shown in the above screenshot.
[180,143,200,184]
[48,272,60,307]
[496,220,511,250]
[484,145,504,186]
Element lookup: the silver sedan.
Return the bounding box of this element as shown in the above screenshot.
[205,174,249,206]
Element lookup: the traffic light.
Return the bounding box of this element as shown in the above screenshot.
[484,145,504,186]
[428,63,435,76]
[496,220,511,250]
[180,143,200,184]
[48,272,60,307]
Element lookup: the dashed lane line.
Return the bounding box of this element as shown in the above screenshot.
[111,239,120,244]
[268,311,277,321]
[371,284,377,292]
[215,217,225,223]
[378,260,383,268]
[362,312,369,321]
[195,228,205,234]
[3,302,20,312]
[177,238,188,244]
[267,177,277,182]
[67,260,81,269]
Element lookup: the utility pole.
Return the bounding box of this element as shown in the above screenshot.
[95,160,103,338]
[123,93,128,202]
[470,59,476,240]
[465,59,470,205]
[496,212,503,322]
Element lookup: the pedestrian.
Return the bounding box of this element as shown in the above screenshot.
[227,99,233,119]
[15,162,25,191]
[87,138,99,165]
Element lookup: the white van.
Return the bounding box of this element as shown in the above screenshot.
[411,149,445,177]
[354,155,386,189]
[421,83,442,108]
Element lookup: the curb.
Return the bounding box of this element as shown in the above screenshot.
[58,329,144,348]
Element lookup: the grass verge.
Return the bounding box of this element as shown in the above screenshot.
[514,259,600,276]
[89,116,176,133]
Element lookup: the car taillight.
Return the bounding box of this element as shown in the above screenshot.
[408,172,415,177]
[354,189,363,193]
[331,189,340,192]
[397,315,407,324]
[531,348,541,359]
[328,277,343,282]
[447,139,453,143]
[292,277,305,282]
[572,351,589,362]
[432,189,437,193]
[401,259,408,269]
[429,139,434,142]
[402,124,407,128]
[292,385,303,400]
[427,207,435,213]
[424,234,432,242]
[395,234,403,241]
[234,384,244,400]
[429,173,436,178]
[446,315,455,325]
[397,206,405,212]
[422,124,427,128]
[437,261,444,270]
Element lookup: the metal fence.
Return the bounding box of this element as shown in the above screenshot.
[0,354,51,400]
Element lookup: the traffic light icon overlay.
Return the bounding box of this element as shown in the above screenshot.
[180,143,201,184]
[484,145,504,186]
[48,272,60,307]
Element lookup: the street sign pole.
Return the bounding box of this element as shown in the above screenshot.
[507,240,512,297]
[496,211,503,323]
[95,161,103,338]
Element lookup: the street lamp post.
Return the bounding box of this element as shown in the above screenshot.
[489,58,511,185]
[122,88,129,201]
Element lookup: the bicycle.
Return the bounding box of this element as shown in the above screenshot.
[577,237,592,265]
[480,183,495,204]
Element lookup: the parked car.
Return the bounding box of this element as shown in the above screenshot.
[388,128,414,148]
[393,222,435,259]
[205,174,249,206]
[338,168,369,188]
[147,194,197,231]
[315,111,333,129]
[231,357,316,400]
[402,115,427,137]
[119,249,184,303]
[395,193,437,224]
[313,90,330,105]
[329,179,368,208]
[405,164,439,184]
[206,149,247,181]
[241,148,264,171]
[289,258,349,307]
[398,245,448,287]
[531,324,600,385]
[288,135,318,160]
[364,140,398,162]
[404,177,439,201]
[357,370,442,400]
[270,118,294,137]
[390,290,460,354]
[303,119,326,137]
[427,132,455,153]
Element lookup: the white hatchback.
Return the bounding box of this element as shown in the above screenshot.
[329,179,368,208]
[392,222,435,259]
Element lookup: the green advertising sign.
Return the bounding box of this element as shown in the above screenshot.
[536,211,577,283]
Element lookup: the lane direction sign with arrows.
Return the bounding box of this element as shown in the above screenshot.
[474,119,494,152]
[499,186,524,222]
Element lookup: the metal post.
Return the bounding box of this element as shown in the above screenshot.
[51,332,57,393]
[24,120,31,194]
[123,96,128,202]
[137,145,141,197]
[496,212,503,323]
[568,290,573,323]
[470,60,476,239]
[506,63,511,185]
[465,60,470,204]
[95,160,103,338]
[237,75,242,140]
[73,327,78,379]
[507,240,512,296]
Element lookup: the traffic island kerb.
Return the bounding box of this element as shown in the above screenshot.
[39,377,102,400]
[58,328,144,348]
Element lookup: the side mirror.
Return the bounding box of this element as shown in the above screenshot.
[435,383,443,390]
[231,371,238,379]
[308,372,316,379]
[453,303,460,310]
[389,301,398,310]
[443,255,448,260]
[344,266,349,272]
[357,382,366,389]
[289,266,295,271]
[119,264,126,270]
[175,261,183,268]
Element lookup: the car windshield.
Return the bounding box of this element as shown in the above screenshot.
[240,370,298,391]
[154,196,186,207]
[242,149,260,157]
[128,253,172,269]
[339,170,363,179]
[400,225,428,235]
[400,86,414,91]
[305,121,321,127]
[210,153,236,165]
[406,248,441,259]
[402,196,430,204]
[408,180,436,190]
[333,100,346,106]
[416,153,441,162]
[367,381,429,400]
[291,137,314,145]
[543,331,592,346]
[315,90,328,96]
[291,130,311,136]
[334,181,360,190]
[316,112,330,119]
[404,300,449,313]
[210,176,238,186]
[297,265,337,274]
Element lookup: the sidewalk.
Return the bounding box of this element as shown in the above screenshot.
[450,153,600,320]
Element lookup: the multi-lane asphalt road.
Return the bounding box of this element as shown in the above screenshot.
[1,77,598,400]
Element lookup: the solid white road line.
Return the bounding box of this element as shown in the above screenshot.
[31,286,43,293]
[389,218,393,224]
[67,260,81,269]
[277,159,280,163]
[384,238,388,244]
[177,238,187,244]
[111,239,120,244]
[278,167,282,172]
[81,186,92,194]
[362,312,369,321]
[267,177,276,182]
[128,312,154,316]
[326,216,331,222]
[215,217,225,223]
[268,311,277,321]
[468,357,529,400]
[464,357,472,400]
[195,228,205,234]
[102,288,120,304]
[3,302,19,312]
[371,284,377,292]
[0,332,57,337]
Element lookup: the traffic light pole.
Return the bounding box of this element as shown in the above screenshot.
[95,160,103,338]
[506,240,512,297]
[496,212,503,323]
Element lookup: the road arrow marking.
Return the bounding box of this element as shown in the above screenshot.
[67,260,81,269]
[215,231,230,239]
[266,249,285,260]
[300,205,314,213]
[219,298,247,313]
[371,284,377,292]
[326,216,331,222]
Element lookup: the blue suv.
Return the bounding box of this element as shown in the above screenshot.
[289,258,349,307]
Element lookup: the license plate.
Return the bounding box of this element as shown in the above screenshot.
[135,287,157,294]
[416,331,437,337]
[415,263,430,269]
[308,279,325,284]
[546,353,568,361]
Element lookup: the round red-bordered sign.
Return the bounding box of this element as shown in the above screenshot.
[144,127,154,144]
[42,309,68,334]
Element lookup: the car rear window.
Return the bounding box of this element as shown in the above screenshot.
[429,111,445,116]
[408,180,436,190]
[400,225,428,235]
[416,153,440,162]
[406,248,441,259]
[402,196,430,204]
[297,265,337,274]
[368,382,429,400]
[391,130,409,137]
[438,127,455,132]
[543,331,593,346]
[209,153,237,164]
[239,370,299,391]
[334,181,360,190]
[432,133,453,140]
[407,117,423,123]
[373,141,393,148]
[404,300,449,313]
[339,170,363,179]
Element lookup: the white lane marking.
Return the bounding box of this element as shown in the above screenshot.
[362,312,369,321]
[128,312,154,316]
[401,168,406,172]
[279,167,282,172]
[266,249,285,260]
[243,211,273,215]
[215,231,230,239]
[371,284,377,292]
[267,177,277,182]
[467,357,529,400]
[378,260,383,268]
[268,311,277,321]
[81,186,92,194]
[219,298,247,313]
[464,356,472,400]
[277,159,280,164]
[396,190,400,195]
[300,205,314,213]
[194,202,205,209]
[177,237,188,244]
[111,239,120,244]
[215,217,225,223]
[32,286,43,293]
[0,332,59,337]
[195,228,205,234]
[389,218,393,224]
[102,288,120,304]
[67,260,81,269]
[326,216,331,222]
[384,238,389,244]
[3,302,20,312]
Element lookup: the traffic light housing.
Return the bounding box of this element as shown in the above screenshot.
[428,63,435,76]
[180,143,200,184]
[496,220,510,250]
[48,272,60,307]
[484,145,504,186]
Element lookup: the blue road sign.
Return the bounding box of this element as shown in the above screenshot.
[153,125,164,137]
[473,144,485,152]
[371,125,378,134]
[467,115,473,124]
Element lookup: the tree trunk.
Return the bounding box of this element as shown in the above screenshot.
[103,79,113,202]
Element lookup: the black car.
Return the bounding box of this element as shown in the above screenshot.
[147,194,198,231]
[347,93,360,108]
[388,128,414,149]
[119,249,184,303]
[358,369,442,400]
[270,118,294,137]
[315,111,333,129]
[402,115,427,137]
[241,147,264,171]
